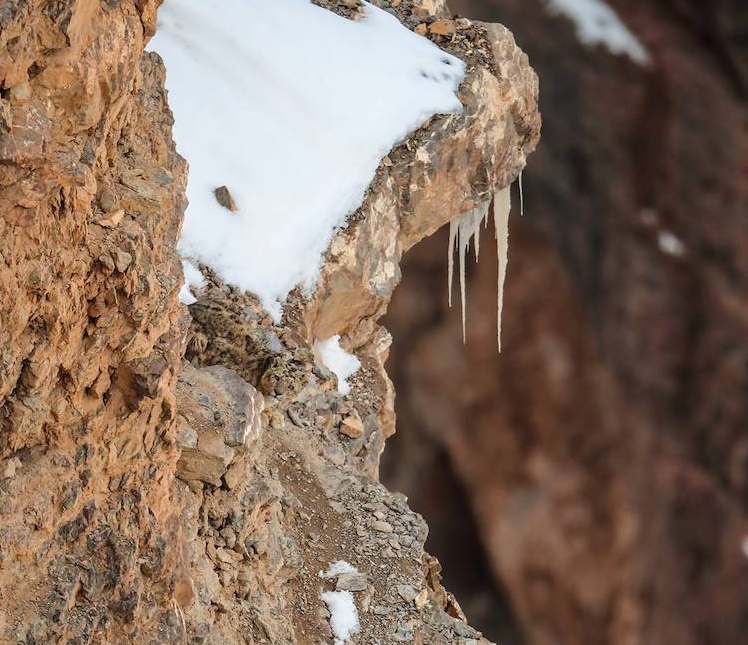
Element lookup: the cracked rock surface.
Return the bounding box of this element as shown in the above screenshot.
[0,0,538,642]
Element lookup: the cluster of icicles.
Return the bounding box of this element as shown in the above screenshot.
[447,178,522,352]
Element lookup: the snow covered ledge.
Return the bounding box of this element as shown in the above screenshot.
[157,0,539,453]
[303,17,540,346]
[294,6,540,451]
[154,2,539,642]
[152,0,538,351]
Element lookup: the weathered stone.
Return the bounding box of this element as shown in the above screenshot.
[214,185,237,212]
[0,1,184,640]
[97,208,125,228]
[222,460,245,490]
[397,584,419,603]
[373,520,394,533]
[98,188,119,212]
[384,2,748,644]
[177,428,235,486]
[429,19,457,35]
[0,2,539,644]
[0,458,22,480]
[176,420,199,449]
[113,249,132,273]
[174,365,265,484]
[335,571,369,592]
[177,363,264,450]
[414,588,429,609]
[340,411,365,438]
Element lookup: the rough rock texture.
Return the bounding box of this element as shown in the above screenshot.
[0,1,187,642]
[383,1,748,644]
[0,0,539,643]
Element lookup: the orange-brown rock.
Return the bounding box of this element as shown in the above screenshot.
[1,1,540,642]
[0,1,187,642]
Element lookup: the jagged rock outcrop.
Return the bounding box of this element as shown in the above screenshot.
[0,2,186,641]
[0,0,538,643]
[383,1,748,644]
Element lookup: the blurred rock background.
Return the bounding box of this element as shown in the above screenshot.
[381,1,748,643]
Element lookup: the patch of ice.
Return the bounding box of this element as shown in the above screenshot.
[543,0,650,65]
[178,259,206,305]
[314,336,361,396]
[321,590,360,644]
[320,560,359,579]
[657,230,686,257]
[150,0,465,321]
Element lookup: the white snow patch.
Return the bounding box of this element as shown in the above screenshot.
[150,0,465,320]
[321,590,360,644]
[178,283,196,306]
[657,230,686,257]
[178,259,206,305]
[543,0,650,65]
[320,560,359,579]
[264,332,284,354]
[314,336,361,396]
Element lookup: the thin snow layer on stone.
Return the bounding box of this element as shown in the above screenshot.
[321,590,360,644]
[543,0,650,65]
[320,560,359,579]
[150,0,465,320]
[178,259,206,305]
[314,336,361,396]
[178,282,196,306]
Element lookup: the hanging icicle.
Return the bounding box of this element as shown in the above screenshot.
[493,186,511,352]
[446,200,490,343]
[445,182,514,352]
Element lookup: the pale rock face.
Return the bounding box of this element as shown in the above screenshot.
[0,0,538,643]
[175,364,264,485]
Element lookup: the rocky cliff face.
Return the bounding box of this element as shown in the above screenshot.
[0,1,186,640]
[0,1,539,643]
[383,1,748,644]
